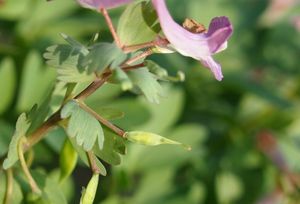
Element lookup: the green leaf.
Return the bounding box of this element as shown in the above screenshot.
[59,138,78,183]
[26,89,52,135]
[94,107,124,120]
[125,131,191,150]
[117,1,160,45]
[0,58,16,114]
[68,136,107,176]
[0,173,23,204]
[61,100,104,151]
[17,51,56,112]
[128,68,164,103]
[2,113,30,169]
[94,128,126,165]
[109,68,133,91]
[146,60,168,78]
[81,43,127,74]
[80,174,99,204]
[43,177,68,204]
[44,44,94,83]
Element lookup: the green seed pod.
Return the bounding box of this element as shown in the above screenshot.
[59,138,78,183]
[80,174,99,204]
[124,131,191,150]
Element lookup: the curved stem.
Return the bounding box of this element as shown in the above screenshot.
[18,139,41,194]
[24,110,61,152]
[4,168,13,204]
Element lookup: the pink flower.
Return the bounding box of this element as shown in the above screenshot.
[77,0,132,10]
[152,0,233,81]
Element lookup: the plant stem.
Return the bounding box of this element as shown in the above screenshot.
[87,151,100,174]
[18,139,41,194]
[24,110,61,152]
[100,8,122,48]
[123,37,169,53]
[4,168,13,204]
[123,41,157,53]
[75,74,110,100]
[24,75,111,152]
[23,51,147,152]
[122,62,146,72]
[123,49,154,66]
[78,102,125,137]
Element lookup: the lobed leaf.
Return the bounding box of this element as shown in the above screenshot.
[44,44,94,83]
[128,68,164,103]
[68,137,107,176]
[2,113,31,169]
[81,43,127,74]
[61,100,104,151]
[109,68,133,91]
[93,128,126,166]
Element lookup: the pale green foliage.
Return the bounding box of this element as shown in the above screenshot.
[2,113,30,169]
[69,137,107,176]
[117,1,160,45]
[93,128,126,165]
[128,68,164,103]
[82,43,127,74]
[61,100,104,151]
[110,68,133,91]
[43,35,94,83]
[146,60,168,78]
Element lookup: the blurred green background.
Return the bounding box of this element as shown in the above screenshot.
[1,0,300,203]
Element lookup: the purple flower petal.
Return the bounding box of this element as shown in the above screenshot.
[77,0,132,10]
[206,17,233,53]
[200,56,223,81]
[152,0,233,81]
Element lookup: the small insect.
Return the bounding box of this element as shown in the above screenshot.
[182,18,206,34]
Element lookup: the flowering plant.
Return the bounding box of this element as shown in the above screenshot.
[0,0,233,203]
